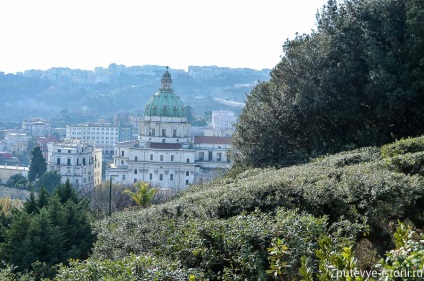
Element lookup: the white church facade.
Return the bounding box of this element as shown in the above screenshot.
[106,68,232,192]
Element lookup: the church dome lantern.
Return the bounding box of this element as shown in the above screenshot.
[144,67,187,118]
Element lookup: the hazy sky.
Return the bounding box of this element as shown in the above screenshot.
[0,0,328,74]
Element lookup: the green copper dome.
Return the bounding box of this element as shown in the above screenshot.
[144,68,187,118]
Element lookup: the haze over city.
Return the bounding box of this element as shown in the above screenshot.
[0,0,328,74]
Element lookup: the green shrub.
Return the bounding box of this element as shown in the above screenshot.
[380,136,424,158]
[53,254,201,281]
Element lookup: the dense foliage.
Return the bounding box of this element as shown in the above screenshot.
[76,136,423,280]
[231,0,424,168]
[0,180,95,279]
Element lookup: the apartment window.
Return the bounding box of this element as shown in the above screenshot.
[122,175,126,180]
[159,174,163,181]
[199,152,204,161]
[67,159,71,166]
[217,153,222,162]
[162,129,166,137]
[134,169,137,174]
[186,158,190,163]
[58,149,61,153]
[83,158,86,165]
[151,128,155,136]
[121,151,124,156]
[173,129,177,137]
[68,150,71,153]
[160,155,163,161]
[56,158,60,165]
[170,174,173,181]
[149,173,152,180]
[208,151,213,161]
[171,155,174,161]
[150,154,153,161]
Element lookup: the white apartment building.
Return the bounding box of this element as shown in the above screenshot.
[204,110,238,137]
[22,119,51,137]
[47,140,102,190]
[211,110,238,130]
[66,122,133,157]
[4,133,31,153]
[66,122,119,156]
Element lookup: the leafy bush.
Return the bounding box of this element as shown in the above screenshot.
[380,136,424,158]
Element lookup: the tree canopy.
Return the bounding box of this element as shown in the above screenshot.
[231,0,424,168]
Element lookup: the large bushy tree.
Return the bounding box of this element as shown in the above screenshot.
[231,0,424,168]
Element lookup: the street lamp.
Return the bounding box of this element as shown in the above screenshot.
[108,174,119,217]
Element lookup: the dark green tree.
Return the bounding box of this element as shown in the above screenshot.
[23,191,38,214]
[36,170,61,193]
[37,186,50,210]
[0,181,96,278]
[28,146,47,182]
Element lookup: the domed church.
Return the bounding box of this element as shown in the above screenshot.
[106,68,232,192]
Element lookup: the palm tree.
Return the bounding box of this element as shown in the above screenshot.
[122,181,158,208]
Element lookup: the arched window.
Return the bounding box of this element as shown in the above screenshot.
[186,171,189,176]
[134,156,138,161]
[186,158,190,163]
[186,180,189,185]
[134,169,137,174]
[121,151,124,156]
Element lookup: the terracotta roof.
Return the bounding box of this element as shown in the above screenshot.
[193,136,233,145]
[147,143,182,149]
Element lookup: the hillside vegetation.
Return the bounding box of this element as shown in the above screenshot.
[43,136,423,280]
